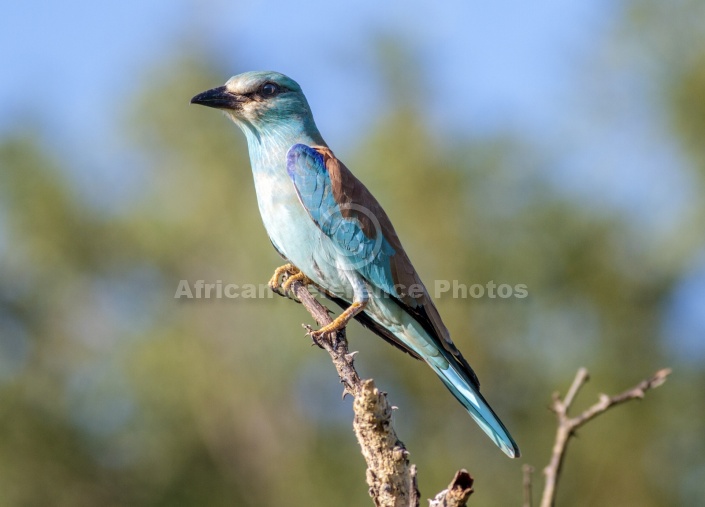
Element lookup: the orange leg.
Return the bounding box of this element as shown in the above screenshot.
[310,300,368,339]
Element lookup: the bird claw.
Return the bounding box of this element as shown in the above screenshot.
[308,326,341,342]
[268,263,302,299]
[305,325,324,340]
[308,330,324,341]
[303,324,326,348]
[309,301,367,340]
[268,283,286,297]
[281,270,313,293]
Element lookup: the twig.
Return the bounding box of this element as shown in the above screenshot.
[539,367,671,507]
[283,278,473,507]
[522,464,534,507]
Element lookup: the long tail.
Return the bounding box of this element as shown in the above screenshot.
[428,360,520,458]
[341,295,521,457]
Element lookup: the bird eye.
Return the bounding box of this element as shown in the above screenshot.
[261,83,280,97]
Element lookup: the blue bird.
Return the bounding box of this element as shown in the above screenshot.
[191,71,520,458]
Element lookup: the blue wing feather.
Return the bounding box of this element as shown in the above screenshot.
[287,144,398,294]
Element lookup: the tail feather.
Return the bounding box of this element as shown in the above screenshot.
[362,301,520,457]
[430,361,520,458]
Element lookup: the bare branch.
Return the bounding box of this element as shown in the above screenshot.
[539,368,671,507]
[284,278,469,507]
[354,380,419,507]
[522,464,534,507]
[569,368,671,430]
[560,367,589,411]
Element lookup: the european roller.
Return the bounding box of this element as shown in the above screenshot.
[191,71,520,458]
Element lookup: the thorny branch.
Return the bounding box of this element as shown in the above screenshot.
[538,367,671,507]
[283,277,473,507]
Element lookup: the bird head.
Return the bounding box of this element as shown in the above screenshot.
[191,71,323,144]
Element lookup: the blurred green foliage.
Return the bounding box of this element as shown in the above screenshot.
[1,7,705,507]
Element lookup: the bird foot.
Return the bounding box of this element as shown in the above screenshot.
[268,263,299,296]
[309,301,367,340]
[281,270,313,293]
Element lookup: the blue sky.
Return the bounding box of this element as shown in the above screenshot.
[0,0,691,225]
[1,0,613,146]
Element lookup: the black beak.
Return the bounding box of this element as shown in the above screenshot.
[190,86,244,110]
